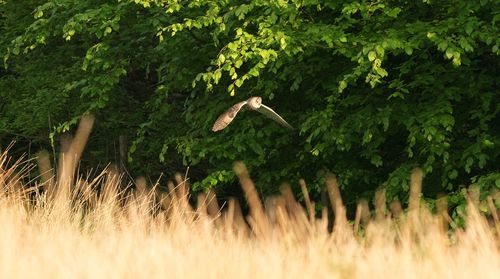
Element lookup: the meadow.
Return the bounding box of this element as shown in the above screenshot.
[2,2,499,278]
[0,115,498,279]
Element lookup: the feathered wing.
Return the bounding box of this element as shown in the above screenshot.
[212,101,248,132]
[256,104,294,130]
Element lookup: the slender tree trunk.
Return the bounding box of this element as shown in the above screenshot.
[118,135,127,174]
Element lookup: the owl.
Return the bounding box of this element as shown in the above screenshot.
[212,97,293,132]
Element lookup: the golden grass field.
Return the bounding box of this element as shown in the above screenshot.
[0,115,498,278]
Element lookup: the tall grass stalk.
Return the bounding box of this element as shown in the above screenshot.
[0,116,498,278]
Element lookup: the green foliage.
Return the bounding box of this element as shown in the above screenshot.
[1,0,499,209]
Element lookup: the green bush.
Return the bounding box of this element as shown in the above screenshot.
[1,0,498,208]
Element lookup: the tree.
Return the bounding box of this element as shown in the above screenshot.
[1,0,499,211]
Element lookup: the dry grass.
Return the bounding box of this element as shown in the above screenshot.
[0,116,499,279]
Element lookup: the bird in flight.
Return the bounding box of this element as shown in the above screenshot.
[212,97,293,132]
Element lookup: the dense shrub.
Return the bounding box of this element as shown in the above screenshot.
[1,0,498,209]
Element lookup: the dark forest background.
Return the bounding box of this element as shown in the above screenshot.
[1,0,498,216]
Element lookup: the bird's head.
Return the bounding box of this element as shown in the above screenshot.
[247,97,262,109]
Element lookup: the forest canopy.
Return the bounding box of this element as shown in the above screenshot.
[0,0,499,211]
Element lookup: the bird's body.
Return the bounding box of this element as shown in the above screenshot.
[212,97,293,132]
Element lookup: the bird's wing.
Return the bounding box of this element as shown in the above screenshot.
[255,104,294,130]
[212,101,248,132]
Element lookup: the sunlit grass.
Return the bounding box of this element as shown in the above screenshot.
[0,115,498,278]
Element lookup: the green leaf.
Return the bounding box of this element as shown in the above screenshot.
[234,60,243,68]
[483,139,494,147]
[445,48,454,59]
[218,54,225,64]
[368,51,376,62]
[34,10,43,19]
[437,41,448,51]
[248,67,259,77]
